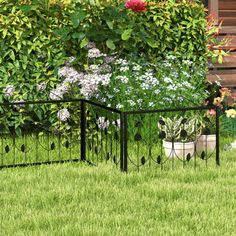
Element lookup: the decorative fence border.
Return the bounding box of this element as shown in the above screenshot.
[0,99,220,172]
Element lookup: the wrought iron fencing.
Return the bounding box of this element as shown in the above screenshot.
[0,99,220,171]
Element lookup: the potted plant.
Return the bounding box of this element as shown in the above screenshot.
[158,116,202,160]
[196,109,217,153]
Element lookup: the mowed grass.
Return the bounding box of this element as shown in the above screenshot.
[0,144,236,236]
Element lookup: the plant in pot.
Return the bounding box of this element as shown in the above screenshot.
[196,110,217,153]
[158,116,202,160]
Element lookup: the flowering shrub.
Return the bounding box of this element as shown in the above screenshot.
[55,45,208,111]
[125,0,147,13]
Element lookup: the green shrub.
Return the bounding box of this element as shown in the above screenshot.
[62,0,208,62]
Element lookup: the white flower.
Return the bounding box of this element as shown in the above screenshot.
[104,56,115,64]
[149,102,154,107]
[97,117,110,130]
[119,66,129,72]
[79,73,111,98]
[4,85,15,97]
[37,81,47,92]
[163,77,172,83]
[112,119,120,128]
[88,48,102,58]
[128,100,136,107]
[116,76,129,84]
[89,64,100,74]
[182,60,193,65]
[49,83,69,100]
[65,56,76,65]
[132,64,142,71]
[58,66,82,83]
[166,55,176,60]
[116,104,124,109]
[57,108,70,122]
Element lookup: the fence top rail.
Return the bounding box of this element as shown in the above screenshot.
[0,99,122,114]
[124,105,218,115]
[0,99,217,115]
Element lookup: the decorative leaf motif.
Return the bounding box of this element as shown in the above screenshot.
[114,120,119,127]
[65,140,70,149]
[181,118,188,124]
[157,155,162,164]
[186,153,192,162]
[113,155,116,163]
[201,151,205,160]
[134,133,142,141]
[51,142,55,150]
[180,129,188,138]
[21,144,25,153]
[159,119,165,126]
[5,145,10,153]
[135,121,143,128]
[141,156,146,165]
[159,131,166,140]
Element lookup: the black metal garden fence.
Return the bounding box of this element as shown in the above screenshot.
[0,99,220,171]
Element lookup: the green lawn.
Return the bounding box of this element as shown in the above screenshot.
[0,145,236,236]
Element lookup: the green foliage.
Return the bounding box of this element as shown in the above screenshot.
[0,0,67,102]
[64,0,208,62]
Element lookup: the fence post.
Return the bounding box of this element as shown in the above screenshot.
[120,112,128,172]
[215,106,220,166]
[80,100,86,161]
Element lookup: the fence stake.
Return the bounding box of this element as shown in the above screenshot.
[80,100,86,161]
[215,106,220,166]
[120,112,124,172]
[120,112,128,172]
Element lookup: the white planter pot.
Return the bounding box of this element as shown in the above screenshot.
[196,134,216,153]
[163,140,195,160]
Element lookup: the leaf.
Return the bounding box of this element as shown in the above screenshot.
[106,20,113,29]
[70,10,86,28]
[106,39,116,50]
[146,38,158,48]
[80,38,89,48]
[10,51,15,61]
[121,29,133,41]
[72,32,85,39]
